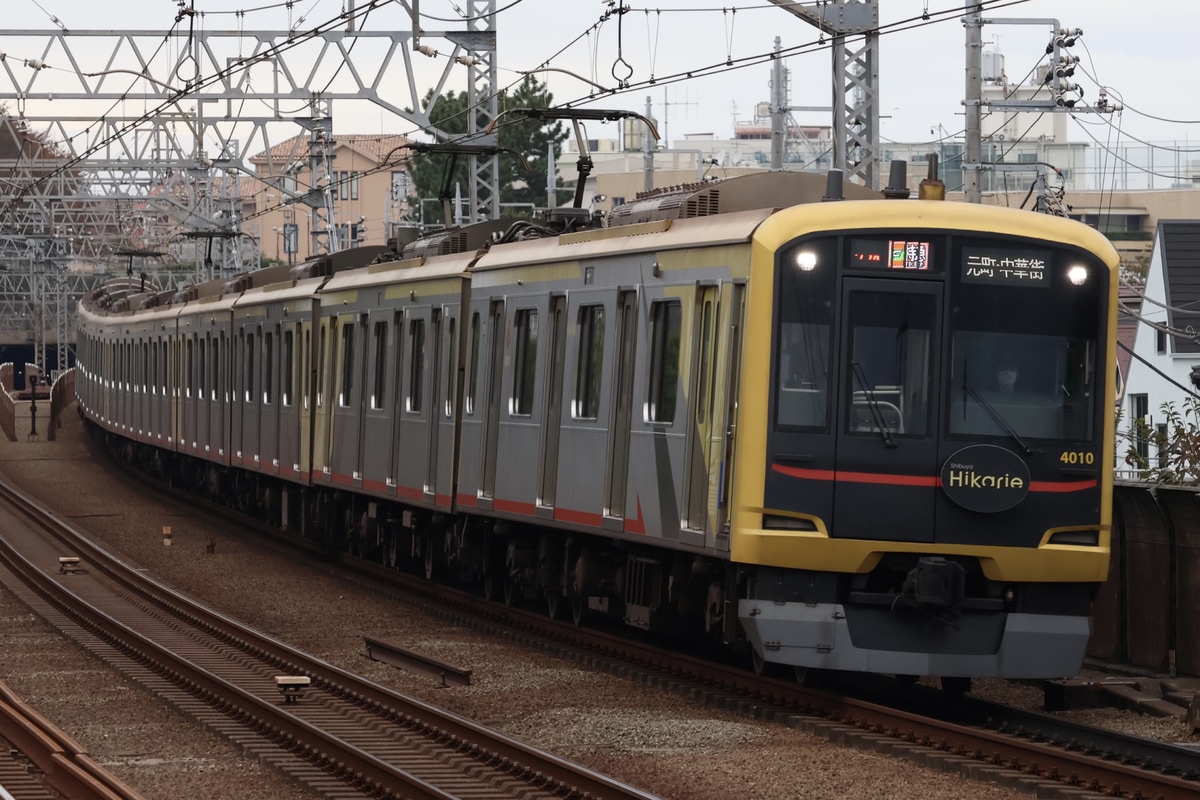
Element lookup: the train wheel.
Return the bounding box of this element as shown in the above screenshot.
[502,577,519,607]
[571,595,586,626]
[546,592,565,621]
[751,647,768,676]
[941,676,971,695]
[483,573,499,601]
[794,667,812,686]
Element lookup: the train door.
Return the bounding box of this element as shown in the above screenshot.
[682,285,719,538]
[261,324,280,473]
[244,328,261,467]
[424,308,443,500]
[212,333,226,459]
[833,279,942,542]
[330,314,365,486]
[716,282,746,551]
[277,325,296,472]
[362,311,396,488]
[605,290,638,521]
[480,300,505,504]
[229,328,244,459]
[538,294,567,515]
[434,309,460,506]
[198,335,210,451]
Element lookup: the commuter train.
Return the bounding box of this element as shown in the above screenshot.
[75,169,1120,684]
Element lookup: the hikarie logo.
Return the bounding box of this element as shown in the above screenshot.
[940,445,1031,513]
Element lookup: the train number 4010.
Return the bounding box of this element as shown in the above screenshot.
[1059,451,1095,465]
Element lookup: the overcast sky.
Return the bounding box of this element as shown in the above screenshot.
[5,0,1198,155]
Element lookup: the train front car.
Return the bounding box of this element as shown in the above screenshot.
[734,200,1119,681]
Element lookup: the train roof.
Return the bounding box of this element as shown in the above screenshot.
[474,208,777,273]
[607,170,882,227]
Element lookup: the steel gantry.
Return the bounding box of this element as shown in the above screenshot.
[766,0,880,189]
[0,10,502,370]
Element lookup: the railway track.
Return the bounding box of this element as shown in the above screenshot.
[0,677,146,800]
[148,478,1200,800]
[0,471,661,800]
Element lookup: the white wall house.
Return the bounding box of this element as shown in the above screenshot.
[1119,220,1200,478]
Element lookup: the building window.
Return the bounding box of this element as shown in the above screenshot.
[1157,328,1167,355]
[647,300,681,423]
[1131,393,1149,464]
[512,309,538,416]
[350,171,360,201]
[339,170,349,200]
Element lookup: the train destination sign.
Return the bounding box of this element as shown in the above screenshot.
[850,238,932,271]
[962,247,1049,286]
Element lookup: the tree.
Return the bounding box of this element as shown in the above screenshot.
[406,76,567,225]
[1124,398,1200,484]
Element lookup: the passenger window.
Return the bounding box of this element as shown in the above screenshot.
[512,309,538,416]
[646,300,681,424]
[574,304,605,419]
[408,318,425,413]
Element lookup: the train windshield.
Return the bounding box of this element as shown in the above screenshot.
[947,236,1101,443]
[772,233,1104,444]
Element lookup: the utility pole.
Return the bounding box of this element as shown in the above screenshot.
[765,0,880,189]
[964,9,1118,208]
[643,96,654,193]
[770,38,786,172]
[964,2,983,203]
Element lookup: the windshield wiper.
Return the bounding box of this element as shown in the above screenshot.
[851,362,897,448]
[962,383,1034,455]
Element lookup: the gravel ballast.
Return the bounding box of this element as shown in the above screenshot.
[0,407,1113,799]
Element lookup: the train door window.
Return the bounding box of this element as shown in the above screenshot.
[244,333,256,403]
[371,321,387,410]
[316,325,327,408]
[142,342,149,393]
[212,337,221,401]
[512,309,538,416]
[283,330,294,407]
[198,338,207,398]
[264,331,274,405]
[574,304,605,419]
[301,329,310,409]
[339,322,354,408]
[696,294,715,424]
[844,291,934,437]
[186,338,194,398]
[408,318,425,413]
[445,316,457,418]
[466,312,480,415]
[646,300,681,424]
[160,340,167,395]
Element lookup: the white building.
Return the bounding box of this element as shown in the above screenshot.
[1118,220,1200,478]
